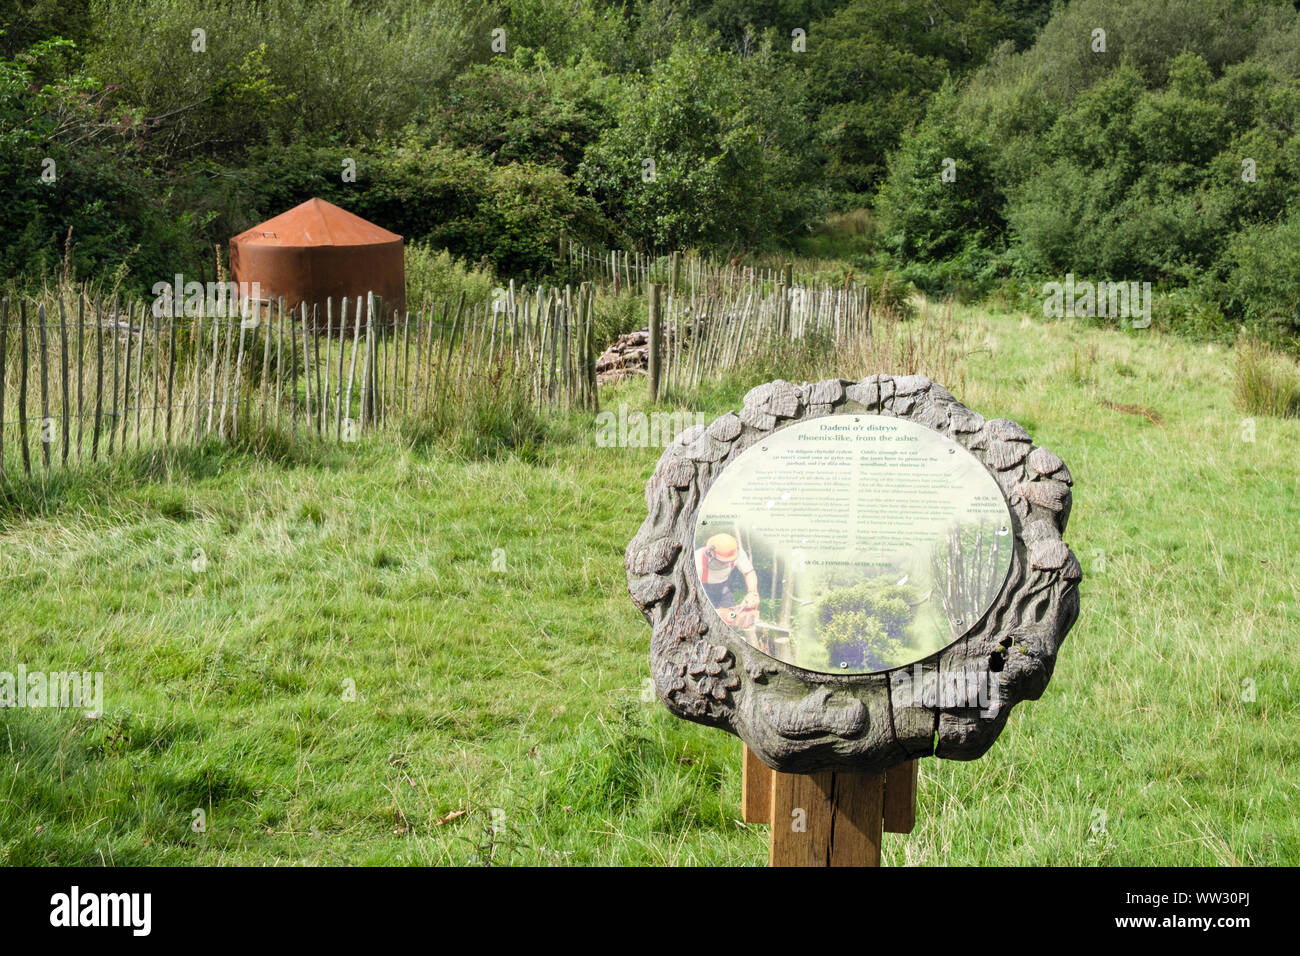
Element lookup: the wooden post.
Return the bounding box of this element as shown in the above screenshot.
[150,307,161,444]
[410,307,422,421]
[314,304,325,434]
[322,300,333,435]
[755,753,919,866]
[882,759,919,834]
[290,301,300,439]
[204,311,220,439]
[345,296,362,436]
[259,299,272,434]
[108,296,119,454]
[18,301,30,475]
[92,298,103,462]
[119,303,133,452]
[133,304,145,450]
[217,306,234,440]
[231,305,248,440]
[335,297,348,439]
[193,309,203,444]
[770,770,885,867]
[58,298,70,466]
[585,284,598,412]
[741,745,773,824]
[647,283,661,402]
[299,303,311,437]
[270,300,280,431]
[0,298,6,477]
[38,304,50,470]
[165,308,177,445]
[359,294,373,433]
[76,295,85,461]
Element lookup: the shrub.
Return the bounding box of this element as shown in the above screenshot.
[874,85,1006,265]
[1223,213,1300,345]
[578,38,825,250]
[404,244,496,313]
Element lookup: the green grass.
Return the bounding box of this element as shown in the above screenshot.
[1,302,1297,865]
[1233,337,1300,420]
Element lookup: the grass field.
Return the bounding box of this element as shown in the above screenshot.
[1,301,1296,865]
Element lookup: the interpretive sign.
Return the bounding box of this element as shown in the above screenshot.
[693,415,1013,674]
[626,375,1081,775]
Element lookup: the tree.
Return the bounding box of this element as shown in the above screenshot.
[578,39,823,249]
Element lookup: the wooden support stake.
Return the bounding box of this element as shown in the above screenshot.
[313,304,324,434]
[345,296,362,436]
[217,307,234,440]
[290,302,300,439]
[38,304,50,470]
[0,299,6,477]
[150,308,161,443]
[18,301,30,475]
[741,744,773,825]
[769,770,884,868]
[335,297,348,439]
[58,298,70,466]
[647,283,661,403]
[231,305,248,440]
[299,304,311,437]
[322,300,333,434]
[259,300,272,434]
[274,300,284,432]
[883,759,919,834]
[92,298,103,462]
[76,295,85,462]
[133,305,145,450]
[204,311,220,438]
[165,308,177,445]
[192,310,203,444]
[120,304,134,452]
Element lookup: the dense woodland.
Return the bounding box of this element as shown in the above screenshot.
[3,0,1300,347]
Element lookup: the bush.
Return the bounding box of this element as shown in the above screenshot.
[404,245,496,313]
[84,0,494,163]
[874,84,1006,265]
[589,289,645,347]
[578,38,825,250]
[1222,213,1300,345]
[424,48,617,178]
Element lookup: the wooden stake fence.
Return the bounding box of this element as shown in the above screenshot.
[0,287,602,478]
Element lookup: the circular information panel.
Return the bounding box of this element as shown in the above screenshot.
[693,414,1013,674]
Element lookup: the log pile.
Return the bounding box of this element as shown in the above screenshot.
[596,328,650,385]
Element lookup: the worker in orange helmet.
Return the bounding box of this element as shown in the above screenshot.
[696,532,760,617]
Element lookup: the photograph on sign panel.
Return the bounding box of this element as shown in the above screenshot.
[695,516,1011,674]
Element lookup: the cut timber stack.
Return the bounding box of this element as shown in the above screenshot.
[596,328,650,385]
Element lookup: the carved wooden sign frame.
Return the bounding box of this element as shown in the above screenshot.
[626,375,1081,775]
